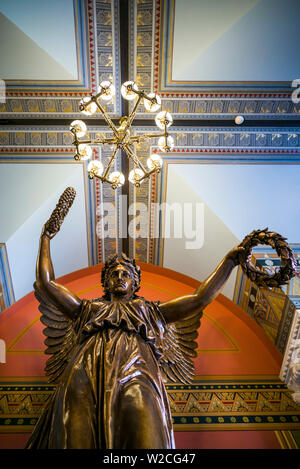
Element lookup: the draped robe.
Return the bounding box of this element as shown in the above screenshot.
[26,297,175,449]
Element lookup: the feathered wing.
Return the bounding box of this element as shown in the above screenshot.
[158,311,202,384]
[34,282,78,384]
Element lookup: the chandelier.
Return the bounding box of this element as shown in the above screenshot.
[70,81,174,189]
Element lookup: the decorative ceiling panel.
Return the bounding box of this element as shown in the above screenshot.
[0,0,122,118]
[0,0,79,81]
[129,0,300,119]
[166,0,300,86]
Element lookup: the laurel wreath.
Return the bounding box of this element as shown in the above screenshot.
[238,228,297,288]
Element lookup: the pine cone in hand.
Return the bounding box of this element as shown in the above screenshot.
[45,187,76,236]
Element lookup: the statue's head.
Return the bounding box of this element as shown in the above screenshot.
[101,253,141,300]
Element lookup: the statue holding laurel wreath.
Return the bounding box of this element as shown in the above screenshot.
[26,188,296,449]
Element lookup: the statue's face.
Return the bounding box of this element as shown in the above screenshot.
[107,264,135,298]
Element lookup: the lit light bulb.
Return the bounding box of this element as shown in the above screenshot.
[77,144,92,160]
[144,93,161,112]
[98,81,115,102]
[121,81,139,101]
[147,153,163,171]
[70,120,87,138]
[108,171,125,188]
[235,115,244,125]
[80,97,98,115]
[87,159,104,177]
[158,135,174,152]
[155,111,173,129]
[128,168,144,185]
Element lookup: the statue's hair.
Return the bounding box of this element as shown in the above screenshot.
[101,253,141,299]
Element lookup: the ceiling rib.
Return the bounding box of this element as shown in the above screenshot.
[119,0,130,256]
[1,119,300,128]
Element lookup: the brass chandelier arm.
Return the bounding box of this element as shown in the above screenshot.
[136,167,157,184]
[72,134,117,149]
[73,138,92,145]
[123,144,147,173]
[88,137,116,145]
[94,137,116,145]
[70,129,86,144]
[124,143,159,186]
[102,145,120,180]
[123,94,143,133]
[128,131,167,143]
[92,99,119,138]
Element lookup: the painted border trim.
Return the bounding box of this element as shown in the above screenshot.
[0,244,15,309]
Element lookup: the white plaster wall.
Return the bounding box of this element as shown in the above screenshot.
[6,168,88,301]
[173,0,300,81]
[0,163,83,243]
[0,0,77,79]
[163,165,239,300]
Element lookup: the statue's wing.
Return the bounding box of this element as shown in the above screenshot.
[34,281,77,384]
[159,311,202,384]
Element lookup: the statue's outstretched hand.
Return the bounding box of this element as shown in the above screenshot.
[225,245,251,267]
[41,223,56,240]
[228,229,296,288]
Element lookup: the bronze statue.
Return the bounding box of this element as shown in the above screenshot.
[26,188,296,449]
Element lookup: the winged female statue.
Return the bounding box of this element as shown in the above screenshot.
[26,187,295,449]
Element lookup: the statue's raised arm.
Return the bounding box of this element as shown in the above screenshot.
[33,187,83,385]
[35,187,82,320]
[159,245,245,324]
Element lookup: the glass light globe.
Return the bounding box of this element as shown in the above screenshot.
[87,159,104,177]
[144,93,161,112]
[80,97,98,115]
[77,143,92,160]
[108,171,125,187]
[98,81,115,102]
[155,111,173,129]
[70,120,87,138]
[147,153,162,171]
[235,115,244,125]
[121,81,139,101]
[128,168,144,185]
[158,135,174,152]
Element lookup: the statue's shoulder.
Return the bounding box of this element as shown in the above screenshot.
[131,295,148,305]
[81,297,107,313]
[130,296,157,311]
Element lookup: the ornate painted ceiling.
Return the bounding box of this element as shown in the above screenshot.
[0,0,300,450]
[0,0,300,363]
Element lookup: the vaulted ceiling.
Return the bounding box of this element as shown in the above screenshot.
[0,0,299,313]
